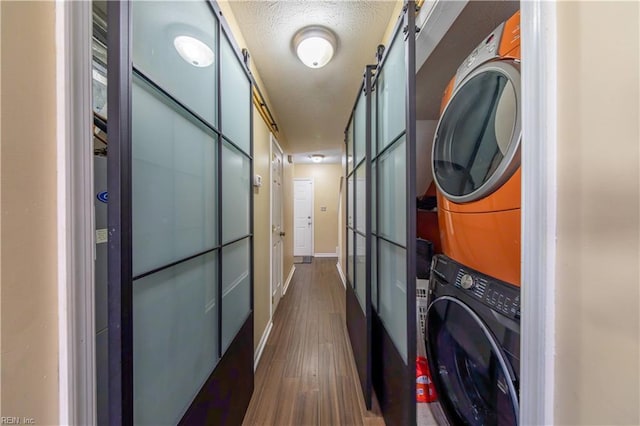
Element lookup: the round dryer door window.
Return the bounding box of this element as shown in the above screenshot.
[433,61,521,203]
[426,296,519,426]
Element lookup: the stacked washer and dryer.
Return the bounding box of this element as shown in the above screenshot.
[425,11,522,425]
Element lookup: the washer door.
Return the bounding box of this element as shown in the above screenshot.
[426,296,519,426]
[433,61,521,203]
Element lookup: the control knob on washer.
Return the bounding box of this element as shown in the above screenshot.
[460,274,474,290]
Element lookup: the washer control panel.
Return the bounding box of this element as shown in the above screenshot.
[459,273,475,290]
[431,255,520,321]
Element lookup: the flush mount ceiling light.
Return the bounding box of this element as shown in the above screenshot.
[310,154,325,163]
[174,35,214,67]
[293,26,337,69]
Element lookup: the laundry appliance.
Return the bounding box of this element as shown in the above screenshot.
[432,11,521,286]
[426,254,520,425]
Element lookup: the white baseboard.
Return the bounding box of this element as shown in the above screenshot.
[254,320,273,371]
[283,265,296,295]
[314,252,338,258]
[336,262,347,289]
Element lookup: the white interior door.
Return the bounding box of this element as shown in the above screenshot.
[294,179,313,256]
[271,137,284,313]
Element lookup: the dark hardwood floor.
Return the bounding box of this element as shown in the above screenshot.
[242,258,386,426]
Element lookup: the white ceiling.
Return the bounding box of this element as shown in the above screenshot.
[226,0,400,157]
[289,148,343,165]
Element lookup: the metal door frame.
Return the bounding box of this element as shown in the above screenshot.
[106,1,255,423]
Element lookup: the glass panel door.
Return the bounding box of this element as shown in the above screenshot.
[108,2,253,423]
[345,65,375,409]
[374,24,412,363]
[130,4,223,421]
[369,3,416,425]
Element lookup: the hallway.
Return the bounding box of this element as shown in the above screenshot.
[243,259,385,425]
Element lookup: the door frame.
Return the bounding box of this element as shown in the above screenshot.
[292,177,315,257]
[269,134,284,318]
[520,2,557,424]
[57,0,558,424]
[56,0,95,424]
[58,0,257,423]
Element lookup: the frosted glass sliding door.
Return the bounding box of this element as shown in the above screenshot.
[373,27,412,364]
[132,79,217,277]
[221,33,251,154]
[222,143,250,244]
[355,233,367,311]
[133,253,217,425]
[368,5,416,426]
[377,240,407,360]
[132,1,218,126]
[345,65,375,410]
[348,229,355,286]
[108,1,254,423]
[350,88,368,310]
[354,90,367,166]
[221,238,251,351]
[355,164,367,310]
[378,137,406,247]
[377,23,406,154]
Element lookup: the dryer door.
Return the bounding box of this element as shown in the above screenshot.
[432,61,521,203]
[426,296,518,426]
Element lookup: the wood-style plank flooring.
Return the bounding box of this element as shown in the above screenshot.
[243,258,386,426]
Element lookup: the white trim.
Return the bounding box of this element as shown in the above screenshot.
[56,1,95,424]
[55,3,69,421]
[254,320,273,371]
[521,2,557,425]
[293,178,315,256]
[282,265,296,296]
[271,134,285,158]
[269,134,284,319]
[336,262,347,289]
[269,135,273,319]
[311,179,315,257]
[0,1,2,411]
[313,253,338,258]
[415,0,467,72]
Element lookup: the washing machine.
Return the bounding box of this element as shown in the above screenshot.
[432,11,521,286]
[426,254,520,425]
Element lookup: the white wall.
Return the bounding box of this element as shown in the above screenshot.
[251,107,271,351]
[554,2,639,424]
[416,120,437,195]
[294,164,343,255]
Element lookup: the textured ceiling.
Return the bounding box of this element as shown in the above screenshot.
[226,1,400,155]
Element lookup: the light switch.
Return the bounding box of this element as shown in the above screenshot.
[253,174,263,187]
[320,206,327,212]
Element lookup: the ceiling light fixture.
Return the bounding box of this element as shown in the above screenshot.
[173,35,214,68]
[293,26,337,69]
[310,154,325,163]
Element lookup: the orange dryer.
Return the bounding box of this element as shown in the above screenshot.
[432,11,521,286]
